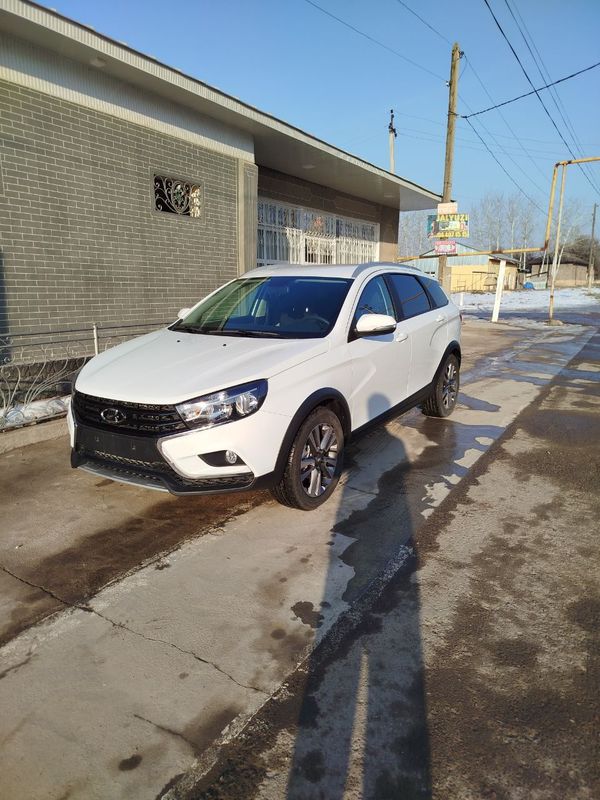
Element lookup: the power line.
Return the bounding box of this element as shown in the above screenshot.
[386,0,549,198]
[461,96,548,196]
[481,0,600,199]
[461,60,600,119]
[461,59,549,192]
[394,111,600,147]
[464,118,546,214]
[393,0,451,45]
[503,0,600,196]
[301,0,445,81]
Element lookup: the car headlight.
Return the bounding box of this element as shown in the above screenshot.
[176,380,268,429]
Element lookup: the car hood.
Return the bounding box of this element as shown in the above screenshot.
[75,328,328,404]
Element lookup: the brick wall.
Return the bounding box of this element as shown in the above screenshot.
[0,79,240,337]
[257,167,398,260]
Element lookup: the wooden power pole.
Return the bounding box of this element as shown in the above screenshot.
[438,42,462,294]
[588,202,597,288]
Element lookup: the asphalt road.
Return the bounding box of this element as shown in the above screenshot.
[190,330,600,800]
[0,315,598,800]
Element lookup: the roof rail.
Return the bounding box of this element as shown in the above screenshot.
[351,261,424,277]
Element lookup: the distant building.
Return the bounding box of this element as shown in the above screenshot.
[401,243,519,292]
[527,254,589,287]
[0,0,440,342]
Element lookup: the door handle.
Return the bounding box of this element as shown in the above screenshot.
[435,314,447,323]
[395,332,408,342]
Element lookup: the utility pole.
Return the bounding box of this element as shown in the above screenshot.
[388,109,397,174]
[588,203,597,288]
[548,164,567,324]
[438,42,462,294]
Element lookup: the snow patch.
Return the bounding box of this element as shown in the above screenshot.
[453,287,599,312]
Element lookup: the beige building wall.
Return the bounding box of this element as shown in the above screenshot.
[450,262,517,293]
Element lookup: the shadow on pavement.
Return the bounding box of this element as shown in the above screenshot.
[285,394,431,799]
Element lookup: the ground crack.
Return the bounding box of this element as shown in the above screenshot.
[0,563,86,611]
[92,606,268,695]
[133,713,200,753]
[0,563,267,696]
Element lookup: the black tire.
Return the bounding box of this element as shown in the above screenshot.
[422,353,460,418]
[270,407,344,510]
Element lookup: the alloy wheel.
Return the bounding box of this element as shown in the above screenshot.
[442,362,458,410]
[300,423,339,497]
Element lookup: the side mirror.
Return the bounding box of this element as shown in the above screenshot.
[178,307,191,320]
[355,313,397,337]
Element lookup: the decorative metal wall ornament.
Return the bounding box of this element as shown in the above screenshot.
[153,175,203,218]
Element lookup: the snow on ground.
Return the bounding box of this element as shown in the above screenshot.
[452,286,600,311]
[1,395,70,430]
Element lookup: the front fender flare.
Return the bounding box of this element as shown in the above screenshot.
[273,388,351,482]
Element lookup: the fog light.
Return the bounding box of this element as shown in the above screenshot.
[225,450,238,465]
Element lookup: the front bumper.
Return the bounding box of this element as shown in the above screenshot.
[69,406,288,495]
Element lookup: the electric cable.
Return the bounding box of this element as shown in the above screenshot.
[302,0,446,81]
[464,118,545,214]
[481,0,600,199]
[393,0,452,45]
[503,0,600,196]
[461,60,600,119]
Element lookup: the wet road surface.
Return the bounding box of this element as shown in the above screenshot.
[172,334,600,800]
[0,317,597,800]
[0,319,525,646]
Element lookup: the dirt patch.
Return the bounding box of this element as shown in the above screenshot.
[1,490,267,645]
[290,602,323,629]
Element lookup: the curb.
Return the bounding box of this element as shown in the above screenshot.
[0,416,68,455]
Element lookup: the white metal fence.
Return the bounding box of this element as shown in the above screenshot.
[257,199,379,266]
[0,321,168,430]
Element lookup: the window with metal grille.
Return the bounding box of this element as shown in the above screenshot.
[153,175,203,218]
[257,199,379,266]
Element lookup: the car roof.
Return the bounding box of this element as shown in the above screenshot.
[244,262,434,280]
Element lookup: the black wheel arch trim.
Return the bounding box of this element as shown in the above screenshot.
[273,388,351,483]
[442,340,461,367]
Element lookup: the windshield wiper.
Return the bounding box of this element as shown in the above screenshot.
[221,329,283,338]
[175,325,217,334]
[175,325,282,338]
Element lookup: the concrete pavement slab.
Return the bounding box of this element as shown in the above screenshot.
[0,319,597,800]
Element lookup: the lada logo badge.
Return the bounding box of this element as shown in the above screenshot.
[100,407,126,425]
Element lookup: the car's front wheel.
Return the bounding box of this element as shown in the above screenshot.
[271,407,344,510]
[422,353,460,417]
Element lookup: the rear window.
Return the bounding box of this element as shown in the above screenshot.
[422,277,449,308]
[388,274,431,319]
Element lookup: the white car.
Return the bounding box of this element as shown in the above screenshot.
[69,262,461,510]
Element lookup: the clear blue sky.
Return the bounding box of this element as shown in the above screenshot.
[39,0,600,229]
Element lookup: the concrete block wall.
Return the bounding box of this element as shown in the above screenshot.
[0,79,240,337]
[257,167,398,261]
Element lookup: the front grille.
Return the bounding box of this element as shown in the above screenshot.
[73,391,187,436]
[91,450,171,472]
[72,423,256,495]
[76,447,254,493]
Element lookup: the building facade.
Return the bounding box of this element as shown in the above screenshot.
[402,243,519,292]
[0,0,440,345]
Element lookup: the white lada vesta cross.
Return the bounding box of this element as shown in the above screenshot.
[69,262,461,510]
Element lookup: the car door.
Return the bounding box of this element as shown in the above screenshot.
[387,273,448,398]
[348,275,410,428]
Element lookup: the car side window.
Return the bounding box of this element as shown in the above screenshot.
[353,276,395,327]
[422,277,449,309]
[388,274,431,319]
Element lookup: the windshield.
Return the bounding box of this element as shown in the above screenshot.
[173,276,353,338]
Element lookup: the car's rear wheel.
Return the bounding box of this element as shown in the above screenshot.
[422,353,460,417]
[271,407,344,510]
